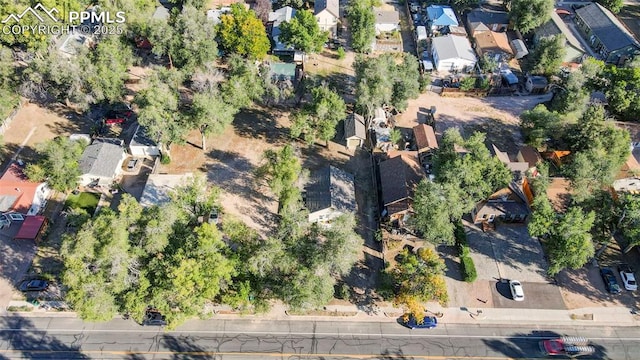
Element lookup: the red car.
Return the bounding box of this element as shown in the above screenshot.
[539,337,595,356]
[104,107,133,125]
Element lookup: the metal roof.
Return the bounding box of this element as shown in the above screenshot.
[426,5,458,27]
[575,2,639,52]
[432,35,477,62]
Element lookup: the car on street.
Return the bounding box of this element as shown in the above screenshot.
[19,279,49,292]
[600,268,622,294]
[142,307,166,326]
[401,314,438,329]
[509,280,524,301]
[618,264,637,291]
[539,337,595,356]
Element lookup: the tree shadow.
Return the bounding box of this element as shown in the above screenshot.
[0,316,90,359]
[161,334,215,360]
[44,103,96,137]
[0,144,37,170]
[437,244,463,281]
[379,349,412,359]
[232,107,289,144]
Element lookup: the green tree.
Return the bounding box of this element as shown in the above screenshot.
[85,36,133,104]
[347,0,376,53]
[604,66,640,121]
[221,55,266,108]
[479,54,498,74]
[169,5,218,73]
[524,35,565,76]
[617,194,640,252]
[291,86,346,145]
[25,137,86,191]
[255,144,302,213]
[459,76,476,91]
[275,0,303,8]
[354,53,421,116]
[411,180,463,245]
[520,104,563,148]
[189,90,239,151]
[134,70,186,155]
[279,10,329,53]
[390,247,448,315]
[217,3,270,59]
[508,0,554,34]
[528,195,556,238]
[546,207,595,276]
[596,0,623,13]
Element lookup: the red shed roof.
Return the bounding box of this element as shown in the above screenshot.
[15,215,46,240]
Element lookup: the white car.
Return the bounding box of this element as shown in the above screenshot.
[618,264,637,291]
[509,280,524,301]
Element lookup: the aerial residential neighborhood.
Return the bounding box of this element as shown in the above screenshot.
[0,0,640,358]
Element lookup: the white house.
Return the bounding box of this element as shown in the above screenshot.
[128,125,161,158]
[305,166,356,224]
[315,0,339,38]
[431,35,477,72]
[78,138,127,186]
[375,10,400,34]
[269,6,297,53]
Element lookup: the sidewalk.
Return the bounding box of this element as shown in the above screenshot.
[4,300,639,327]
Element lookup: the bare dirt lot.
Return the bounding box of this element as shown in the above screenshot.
[395,92,552,155]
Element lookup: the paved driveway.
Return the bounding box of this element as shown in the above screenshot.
[0,224,36,310]
[465,221,549,283]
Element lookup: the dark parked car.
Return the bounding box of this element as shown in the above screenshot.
[401,315,438,329]
[19,279,49,292]
[600,268,622,294]
[142,308,167,326]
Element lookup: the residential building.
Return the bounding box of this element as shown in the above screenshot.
[315,0,339,38]
[466,8,509,36]
[534,11,587,64]
[304,166,356,223]
[128,125,160,158]
[517,145,542,175]
[139,173,194,207]
[412,124,438,165]
[78,138,127,186]
[431,35,477,72]
[344,113,367,149]
[471,183,529,224]
[207,7,231,25]
[473,31,513,62]
[0,162,50,215]
[426,5,458,31]
[379,151,425,224]
[613,152,640,193]
[574,2,640,64]
[491,144,529,183]
[269,6,297,54]
[375,10,400,34]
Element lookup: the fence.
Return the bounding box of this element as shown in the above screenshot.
[0,99,24,136]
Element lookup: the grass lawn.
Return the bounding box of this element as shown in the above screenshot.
[65,192,100,214]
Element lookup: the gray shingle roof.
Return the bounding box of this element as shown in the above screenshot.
[344,113,366,140]
[575,2,639,52]
[466,9,509,27]
[315,0,339,18]
[79,138,124,178]
[432,35,477,62]
[305,166,356,214]
[536,11,587,54]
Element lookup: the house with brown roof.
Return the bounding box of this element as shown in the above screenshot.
[517,145,543,173]
[471,182,529,224]
[379,151,425,224]
[413,124,438,165]
[612,152,640,193]
[0,163,50,216]
[491,144,528,183]
[473,30,513,62]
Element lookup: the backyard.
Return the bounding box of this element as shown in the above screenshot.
[65,192,100,215]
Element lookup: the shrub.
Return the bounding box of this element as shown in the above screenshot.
[160,154,171,164]
[419,73,431,93]
[454,221,468,256]
[337,47,346,60]
[461,256,477,282]
[459,76,476,91]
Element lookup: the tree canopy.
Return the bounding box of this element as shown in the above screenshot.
[545,207,596,276]
[604,65,640,122]
[354,53,420,117]
[25,137,86,192]
[255,144,302,213]
[279,10,329,53]
[188,89,239,151]
[596,0,623,13]
[508,0,554,34]
[524,35,566,76]
[346,0,376,53]
[217,3,270,59]
[290,86,346,145]
[520,104,563,149]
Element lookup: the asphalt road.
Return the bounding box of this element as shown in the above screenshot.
[0,317,639,359]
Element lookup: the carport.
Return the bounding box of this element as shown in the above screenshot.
[14,216,47,242]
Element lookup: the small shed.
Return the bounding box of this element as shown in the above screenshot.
[510,39,529,59]
[344,113,366,149]
[14,215,47,242]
